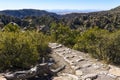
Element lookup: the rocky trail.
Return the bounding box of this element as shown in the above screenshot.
[49,43,120,80]
[1,43,120,80]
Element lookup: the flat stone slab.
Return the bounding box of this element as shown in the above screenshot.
[116,77,120,80]
[109,65,120,77]
[75,70,83,76]
[96,74,116,80]
[53,73,79,80]
[82,73,98,80]
[82,63,92,68]
[0,76,7,80]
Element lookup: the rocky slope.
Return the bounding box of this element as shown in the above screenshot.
[49,43,120,80]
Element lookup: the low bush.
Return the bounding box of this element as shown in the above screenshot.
[73,27,120,64]
[0,31,49,71]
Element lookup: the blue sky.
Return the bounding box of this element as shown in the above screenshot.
[0,0,120,10]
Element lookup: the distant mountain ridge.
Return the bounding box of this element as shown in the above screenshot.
[47,9,102,15]
[0,6,120,30]
[0,9,59,18]
[0,6,119,19]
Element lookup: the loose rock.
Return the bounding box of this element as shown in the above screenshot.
[82,73,98,80]
[75,70,83,76]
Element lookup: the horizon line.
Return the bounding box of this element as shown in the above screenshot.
[0,8,109,11]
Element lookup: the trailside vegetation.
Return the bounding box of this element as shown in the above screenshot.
[0,23,50,72]
[50,23,120,65]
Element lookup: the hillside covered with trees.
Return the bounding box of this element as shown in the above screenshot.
[0,6,120,31]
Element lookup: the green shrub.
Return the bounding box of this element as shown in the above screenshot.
[3,22,20,32]
[103,30,120,64]
[73,27,108,51]
[50,23,79,48]
[0,31,49,71]
[73,27,120,64]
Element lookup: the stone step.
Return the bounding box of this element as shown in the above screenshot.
[49,43,120,80]
[0,76,7,80]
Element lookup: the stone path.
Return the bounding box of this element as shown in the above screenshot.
[49,43,120,80]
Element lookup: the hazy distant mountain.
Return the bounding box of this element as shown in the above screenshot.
[0,9,104,18]
[0,9,59,18]
[47,9,102,15]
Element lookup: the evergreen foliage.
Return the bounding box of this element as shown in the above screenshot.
[73,27,120,64]
[0,30,49,71]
